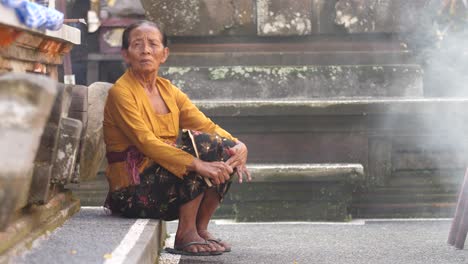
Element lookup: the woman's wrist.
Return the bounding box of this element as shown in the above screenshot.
[186,157,201,173]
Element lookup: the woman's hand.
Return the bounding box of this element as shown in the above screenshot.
[226,141,251,183]
[188,158,233,185]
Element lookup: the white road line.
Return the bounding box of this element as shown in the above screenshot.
[212,219,366,225]
[364,218,452,223]
[103,219,150,264]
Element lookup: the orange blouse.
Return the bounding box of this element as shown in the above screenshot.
[103,70,236,191]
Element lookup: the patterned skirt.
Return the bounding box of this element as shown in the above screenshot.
[105,130,236,221]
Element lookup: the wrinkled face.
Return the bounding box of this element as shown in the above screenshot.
[122,25,169,74]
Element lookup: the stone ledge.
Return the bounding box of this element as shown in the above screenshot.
[8,208,165,264]
[0,5,80,45]
[221,163,365,221]
[89,51,413,67]
[161,65,423,99]
[194,98,468,116]
[0,191,80,262]
[247,163,364,182]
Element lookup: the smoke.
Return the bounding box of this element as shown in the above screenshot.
[402,0,468,96]
[389,0,468,202]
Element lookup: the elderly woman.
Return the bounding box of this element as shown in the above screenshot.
[103,21,250,256]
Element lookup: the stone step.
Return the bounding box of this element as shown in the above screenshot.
[194,98,468,117]
[89,50,413,67]
[388,170,465,187]
[220,163,365,221]
[71,163,364,221]
[354,192,457,205]
[159,65,423,99]
[358,186,460,195]
[351,202,456,219]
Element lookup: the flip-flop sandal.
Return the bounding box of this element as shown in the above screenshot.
[165,241,223,256]
[208,238,231,252]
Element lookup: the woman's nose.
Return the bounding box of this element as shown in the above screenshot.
[142,43,151,54]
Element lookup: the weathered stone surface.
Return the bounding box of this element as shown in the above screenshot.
[247,163,364,182]
[195,98,468,117]
[141,0,256,36]
[29,84,72,204]
[257,0,312,36]
[78,82,112,182]
[222,180,354,221]
[0,191,80,257]
[165,50,413,67]
[0,73,57,231]
[51,117,83,185]
[67,85,88,183]
[102,0,145,17]
[335,0,430,33]
[311,0,344,34]
[160,65,423,99]
[68,85,88,126]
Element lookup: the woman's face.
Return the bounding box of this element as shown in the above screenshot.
[122,25,169,74]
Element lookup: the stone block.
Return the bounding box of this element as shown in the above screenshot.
[222,181,354,221]
[78,82,112,182]
[51,117,83,185]
[0,73,57,231]
[102,0,145,17]
[68,85,88,127]
[141,0,256,36]
[68,85,88,183]
[29,84,72,204]
[257,0,313,36]
[335,0,430,33]
[311,0,344,34]
[160,65,423,99]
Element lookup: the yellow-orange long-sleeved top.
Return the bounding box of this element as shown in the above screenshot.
[103,70,236,192]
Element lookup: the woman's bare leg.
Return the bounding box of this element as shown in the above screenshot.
[196,187,231,251]
[175,193,217,253]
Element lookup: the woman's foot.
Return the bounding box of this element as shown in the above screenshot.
[198,230,231,252]
[174,231,219,254]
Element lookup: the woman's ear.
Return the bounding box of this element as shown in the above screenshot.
[161,47,170,64]
[121,49,130,64]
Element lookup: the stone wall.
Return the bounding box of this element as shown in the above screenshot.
[139,0,431,37]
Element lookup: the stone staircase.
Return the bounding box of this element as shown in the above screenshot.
[78,0,468,222]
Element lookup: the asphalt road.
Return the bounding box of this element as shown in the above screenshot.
[162,219,468,264]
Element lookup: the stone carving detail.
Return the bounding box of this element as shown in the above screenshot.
[78,82,112,182]
[0,73,57,231]
[257,0,312,36]
[51,117,83,185]
[335,0,430,33]
[141,0,255,36]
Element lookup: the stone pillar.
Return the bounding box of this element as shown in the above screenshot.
[0,73,57,231]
